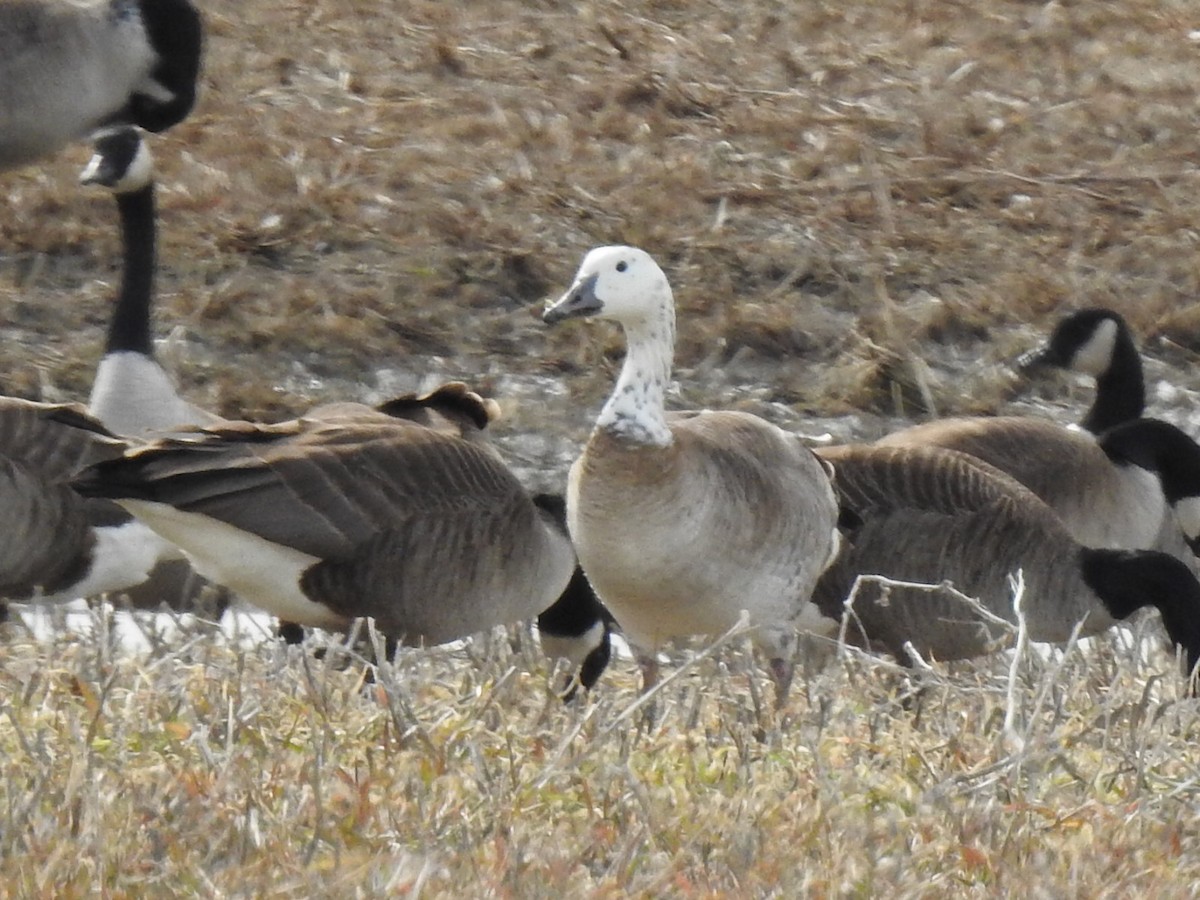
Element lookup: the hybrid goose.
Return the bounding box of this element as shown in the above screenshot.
[1017,308,1143,434]
[70,383,585,654]
[0,0,202,171]
[543,246,840,704]
[813,443,1200,675]
[876,416,1200,561]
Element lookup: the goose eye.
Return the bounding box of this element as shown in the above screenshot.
[616,261,628,273]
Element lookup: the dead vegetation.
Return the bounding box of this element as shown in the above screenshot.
[3,0,1200,893]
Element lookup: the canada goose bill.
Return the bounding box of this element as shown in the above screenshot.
[543,246,841,707]
[1015,308,1144,434]
[81,126,218,438]
[70,389,584,655]
[876,415,1200,566]
[0,0,202,172]
[0,400,191,614]
[813,442,1200,680]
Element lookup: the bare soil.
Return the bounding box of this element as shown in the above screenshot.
[4,1,1200,484]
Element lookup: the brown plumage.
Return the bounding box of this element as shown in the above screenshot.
[544,246,840,703]
[0,398,172,605]
[876,416,1195,562]
[814,443,1200,673]
[71,385,579,647]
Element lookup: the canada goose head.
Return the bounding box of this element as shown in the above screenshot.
[1080,547,1200,677]
[1099,418,1200,550]
[122,0,205,133]
[80,125,152,193]
[1016,308,1143,433]
[543,246,672,327]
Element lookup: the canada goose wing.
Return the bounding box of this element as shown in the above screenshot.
[876,417,1108,508]
[0,398,127,477]
[73,417,528,562]
[817,442,1040,524]
[813,444,1080,660]
[297,486,553,643]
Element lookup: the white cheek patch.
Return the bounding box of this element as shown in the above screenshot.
[1070,318,1118,377]
[1175,496,1200,542]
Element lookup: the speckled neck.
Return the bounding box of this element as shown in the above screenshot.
[597,297,676,447]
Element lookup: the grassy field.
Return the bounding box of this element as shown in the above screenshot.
[3,0,1200,894]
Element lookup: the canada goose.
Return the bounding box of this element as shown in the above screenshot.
[81,125,218,437]
[530,493,616,699]
[0,0,202,172]
[1017,308,1143,433]
[73,124,228,615]
[69,386,583,652]
[812,443,1200,674]
[0,400,171,610]
[876,415,1200,560]
[543,246,840,703]
[272,384,615,692]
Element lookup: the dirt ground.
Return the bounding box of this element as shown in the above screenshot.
[4,0,1200,486]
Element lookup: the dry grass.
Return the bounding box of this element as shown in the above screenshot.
[4,0,1200,894]
[2,610,1200,896]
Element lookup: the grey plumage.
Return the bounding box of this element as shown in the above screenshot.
[0,0,202,171]
[876,416,1185,557]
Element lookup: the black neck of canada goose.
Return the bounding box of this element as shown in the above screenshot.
[1098,418,1200,548]
[107,174,156,356]
[1083,328,1143,434]
[1079,546,1200,675]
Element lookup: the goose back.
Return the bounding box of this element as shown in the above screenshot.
[814,444,1133,662]
[876,416,1169,552]
[72,411,579,645]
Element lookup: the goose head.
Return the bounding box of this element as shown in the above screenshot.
[543,246,672,327]
[1017,308,1127,377]
[80,126,152,194]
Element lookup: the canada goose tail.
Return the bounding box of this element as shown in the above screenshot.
[1080,547,1200,676]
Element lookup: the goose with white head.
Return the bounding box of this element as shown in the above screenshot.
[544,246,841,705]
[0,0,202,172]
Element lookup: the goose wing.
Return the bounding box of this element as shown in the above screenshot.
[72,417,528,562]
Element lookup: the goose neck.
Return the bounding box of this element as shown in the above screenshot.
[106,182,156,356]
[596,308,675,447]
[1083,334,1143,433]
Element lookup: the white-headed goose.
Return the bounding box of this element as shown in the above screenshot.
[876,415,1200,562]
[70,383,583,652]
[813,443,1200,674]
[0,400,170,615]
[543,246,840,703]
[81,125,218,437]
[0,0,202,171]
[1017,308,1143,434]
